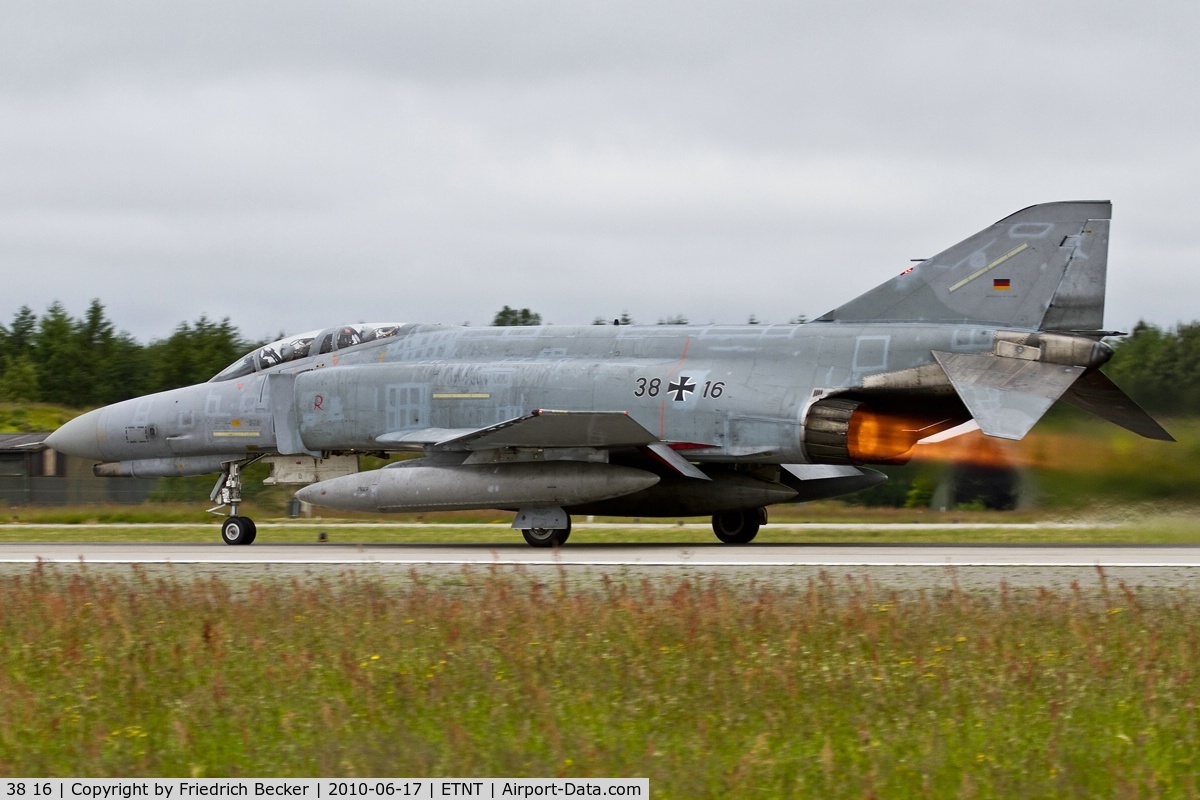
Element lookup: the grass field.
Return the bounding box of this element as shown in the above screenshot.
[1,565,1198,798]
[3,407,1198,794]
[0,403,77,434]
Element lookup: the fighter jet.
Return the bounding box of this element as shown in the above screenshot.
[46,201,1171,546]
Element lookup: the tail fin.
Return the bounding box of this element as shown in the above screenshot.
[817,201,1111,331]
[819,200,1172,442]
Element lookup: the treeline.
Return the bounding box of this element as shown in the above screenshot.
[1103,321,1200,415]
[1,301,1197,415]
[0,300,551,407]
[0,301,251,407]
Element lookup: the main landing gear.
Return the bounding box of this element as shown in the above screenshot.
[711,507,767,544]
[521,519,572,548]
[513,507,573,548]
[516,508,768,547]
[209,458,262,545]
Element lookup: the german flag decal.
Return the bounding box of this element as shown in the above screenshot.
[993,278,1011,291]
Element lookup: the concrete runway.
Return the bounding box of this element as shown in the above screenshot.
[2,541,1199,567]
[4,541,1199,590]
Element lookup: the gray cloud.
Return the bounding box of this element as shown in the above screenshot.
[2,1,1198,344]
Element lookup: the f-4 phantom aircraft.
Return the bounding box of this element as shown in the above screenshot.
[47,201,1171,546]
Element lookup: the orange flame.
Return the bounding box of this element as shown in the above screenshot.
[912,427,1127,471]
[847,409,966,464]
[835,406,1125,471]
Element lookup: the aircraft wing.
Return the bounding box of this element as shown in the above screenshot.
[377,410,713,481]
[378,410,656,450]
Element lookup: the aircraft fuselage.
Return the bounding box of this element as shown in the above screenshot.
[58,320,992,468]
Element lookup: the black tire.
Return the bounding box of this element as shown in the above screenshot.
[522,521,571,548]
[221,515,256,546]
[712,510,762,544]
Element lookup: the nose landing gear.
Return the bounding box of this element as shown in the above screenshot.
[220,515,257,545]
[209,457,263,545]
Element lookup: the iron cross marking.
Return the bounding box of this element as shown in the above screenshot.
[667,376,696,402]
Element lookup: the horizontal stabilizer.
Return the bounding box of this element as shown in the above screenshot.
[378,410,659,451]
[933,351,1084,440]
[1061,370,1174,441]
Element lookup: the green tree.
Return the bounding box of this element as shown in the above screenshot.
[75,299,119,405]
[491,306,542,326]
[4,306,38,356]
[101,332,152,403]
[146,315,248,392]
[0,306,39,394]
[1103,321,1200,414]
[32,302,83,405]
[0,353,39,402]
[8,300,160,406]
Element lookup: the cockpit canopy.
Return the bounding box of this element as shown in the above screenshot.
[212,323,405,382]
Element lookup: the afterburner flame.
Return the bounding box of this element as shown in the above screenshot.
[847,408,964,464]
[912,427,1119,471]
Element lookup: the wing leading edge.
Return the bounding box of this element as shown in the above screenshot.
[377,410,658,450]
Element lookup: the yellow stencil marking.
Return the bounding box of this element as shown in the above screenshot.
[948,243,1029,293]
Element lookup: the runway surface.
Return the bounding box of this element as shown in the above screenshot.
[5,539,1199,590]
[3,541,1199,567]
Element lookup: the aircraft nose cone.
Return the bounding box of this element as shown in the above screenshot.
[45,408,106,461]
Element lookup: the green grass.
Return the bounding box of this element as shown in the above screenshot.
[0,403,79,433]
[0,504,224,525]
[1,566,1198,797]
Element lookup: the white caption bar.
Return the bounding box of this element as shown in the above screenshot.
[1,780,648,800]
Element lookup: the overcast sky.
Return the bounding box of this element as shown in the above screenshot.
[3,1,1198,344]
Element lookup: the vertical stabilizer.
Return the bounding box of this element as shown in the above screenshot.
[817,201,1111,331]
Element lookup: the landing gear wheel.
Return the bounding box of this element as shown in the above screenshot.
[522,520,572,548]
[712,509,764,544]
[222,515,257,546]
